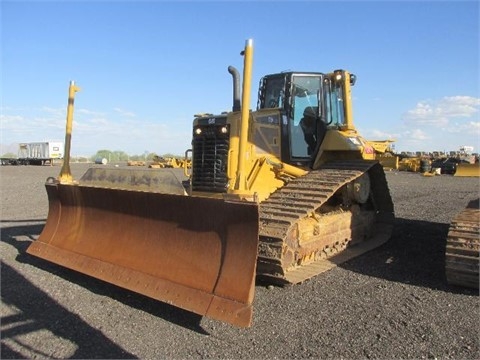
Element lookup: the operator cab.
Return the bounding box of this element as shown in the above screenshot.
[257,71,355,165]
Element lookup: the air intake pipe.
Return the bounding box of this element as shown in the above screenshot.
[228,65,241,112]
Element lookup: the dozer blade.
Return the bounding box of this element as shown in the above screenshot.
[27,175,259,327]
[454,163,480,177]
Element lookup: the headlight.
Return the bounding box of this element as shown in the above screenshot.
[348,137,361,146]
[194,127,202,135]
[220,126,228,134]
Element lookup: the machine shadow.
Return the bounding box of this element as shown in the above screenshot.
[1,224,209,335]
[338,217,478,296]
[1,261,137,359]
[4,215,475,346]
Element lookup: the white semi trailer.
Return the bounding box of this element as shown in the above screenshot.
[1,142,64,165]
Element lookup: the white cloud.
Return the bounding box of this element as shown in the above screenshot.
[439,96,480,117]
[403,96,480,126]
[395,128,428,141]
[1,105,192,156]
[408,129,428,140]
[113,107,136,117]
[367,129,398,140]
[446,120,480,135]
[0,114,25,127]
[77,108,106,117]
[40,106,65,118]
[467,121,480,132]
[1,114,62,135]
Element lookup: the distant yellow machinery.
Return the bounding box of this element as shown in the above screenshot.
[367,139,395,154]
[126,156,191,168]
[127,160,146,166]
[399,157,480,177]
[27,39,394,327]
[454,163,480,177]
[366,139,399,170]
[398,157,422,172]
[148,155,191,169]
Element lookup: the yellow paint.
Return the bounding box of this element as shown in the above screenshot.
[59,81,80,184]
[234,39,254,193]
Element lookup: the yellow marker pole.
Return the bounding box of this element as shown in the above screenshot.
[58,81,80,183]
[235,39,254,192]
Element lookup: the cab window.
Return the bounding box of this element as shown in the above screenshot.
[259,76,285,109]
[289,75,322,158]
[324,78,346,126]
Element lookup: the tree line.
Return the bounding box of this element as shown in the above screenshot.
[91,150,182,162]
[1,150,182,163]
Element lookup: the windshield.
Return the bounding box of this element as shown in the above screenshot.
[291,76,321,124]
[290,75,322,158]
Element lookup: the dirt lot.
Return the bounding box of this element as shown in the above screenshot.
[1,163,479,359]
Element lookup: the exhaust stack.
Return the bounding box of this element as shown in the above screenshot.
[228,66,241,112]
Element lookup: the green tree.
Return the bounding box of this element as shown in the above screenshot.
[146,153,157,161]
[129,154,141,161]
[92,150,112,162]
[112,150,129,161]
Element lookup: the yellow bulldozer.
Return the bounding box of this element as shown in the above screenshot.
[27,39,394,327]
[366,139,399,170]
[366,139,395,155]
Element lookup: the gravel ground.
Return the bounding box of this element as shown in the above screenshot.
[1,163,479,359]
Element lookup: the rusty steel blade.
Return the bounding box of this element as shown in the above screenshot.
[27,181,259,327]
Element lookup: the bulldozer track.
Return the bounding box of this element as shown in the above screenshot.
[257,160,394,285]
[445,198,479,289]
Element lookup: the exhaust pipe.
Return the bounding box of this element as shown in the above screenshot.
[228,66,241,112]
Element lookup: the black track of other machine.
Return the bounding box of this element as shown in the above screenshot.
[445,198,479,289]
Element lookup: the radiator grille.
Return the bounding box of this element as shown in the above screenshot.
[191,125,229,192]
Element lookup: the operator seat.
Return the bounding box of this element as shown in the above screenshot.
[300,106,327,155]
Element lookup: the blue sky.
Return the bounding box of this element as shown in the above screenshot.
[1,0,479,157]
